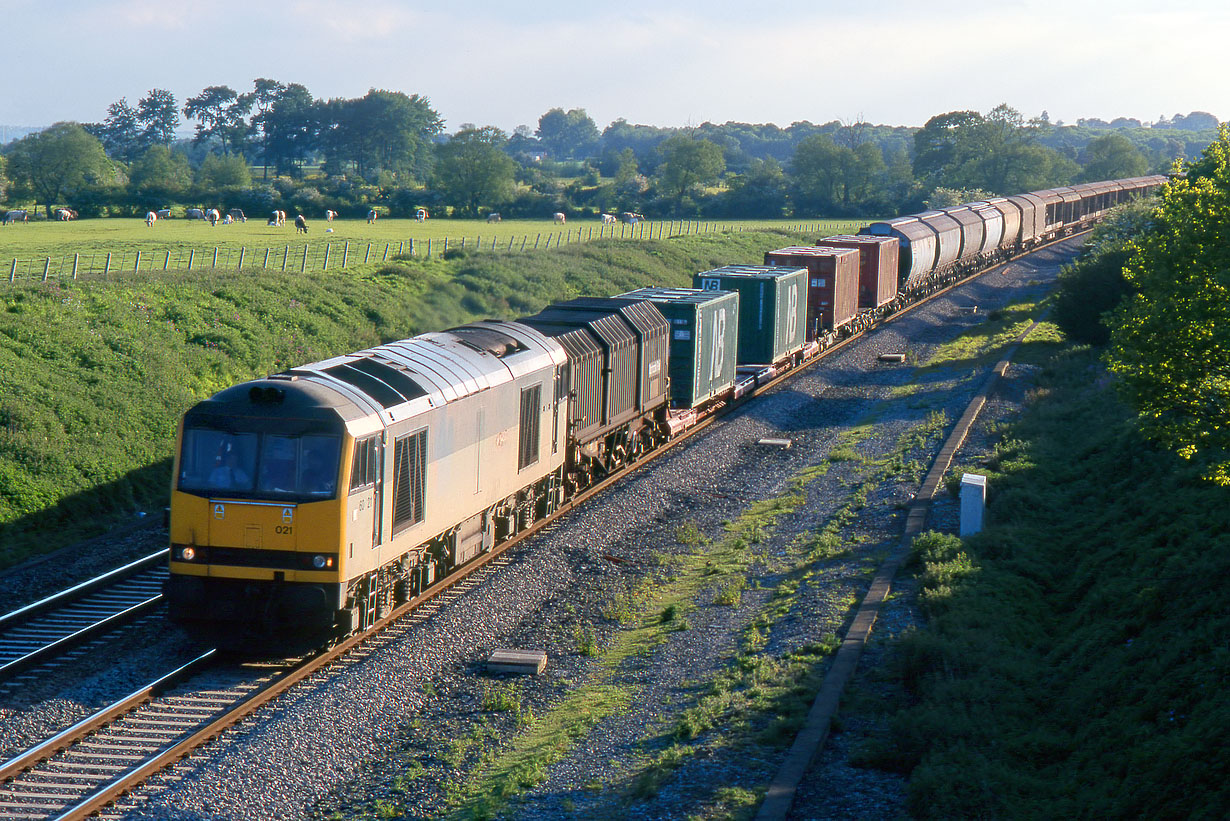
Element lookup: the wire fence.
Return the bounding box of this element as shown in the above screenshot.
[2,219,854,285]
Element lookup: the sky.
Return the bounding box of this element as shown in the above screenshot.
[2,0,1227,135]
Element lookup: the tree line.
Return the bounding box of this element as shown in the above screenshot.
[0,78,1219,220]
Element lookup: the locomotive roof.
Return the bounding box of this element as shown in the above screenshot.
[194,320,565,436]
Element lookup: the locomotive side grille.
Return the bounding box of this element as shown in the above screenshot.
[392,429,427,534]
[519,384,541,470]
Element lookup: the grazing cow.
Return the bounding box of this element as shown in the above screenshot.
[228,208,246,223]
[207,208,220,226]
[325,209,337,222]
[186,208,205,220]
[222,214,234,225]
[295,214,308,234]
[621,212,643,224]
[3,210,29,225]
[156,209,171,220]
[601,213,617,224]
[486,213,502,224]
[366,209,378,224]
[56,208,77,221]
[553,212,566,224]
[415,209,428,222]
[146,211,157,227]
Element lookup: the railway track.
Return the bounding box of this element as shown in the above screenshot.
[0,232,1089,819]
[0,555,512,820]
[0,552,169,687]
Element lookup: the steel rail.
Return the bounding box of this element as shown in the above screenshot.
[0,551,168,632]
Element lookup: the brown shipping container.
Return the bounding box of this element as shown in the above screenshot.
[765,246,859,336]
[812,235,898,309]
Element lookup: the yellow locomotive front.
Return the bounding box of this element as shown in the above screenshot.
[167,379,354,637]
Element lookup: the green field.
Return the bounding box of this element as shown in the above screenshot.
[0,216,867,263]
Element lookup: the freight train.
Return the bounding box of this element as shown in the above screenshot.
[165,175,1167,638]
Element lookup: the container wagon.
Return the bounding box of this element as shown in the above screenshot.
[811,235,899,310]
[764,246,860,340]
[694,265,808,368]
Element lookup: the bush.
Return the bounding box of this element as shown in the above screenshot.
[1052,200,1154,345]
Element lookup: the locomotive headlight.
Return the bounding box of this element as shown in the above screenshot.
[313,554,327,569]
[180,546,196,562]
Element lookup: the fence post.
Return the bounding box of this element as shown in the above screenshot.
[301,244,309,273]
[282,246,289,271]
[520,236,527,251]
[263,248,270,268]
[212,247,219,268]
[383,243,390,261]
[535,234,540,249]
[401,240,406,256]
[340,241,347,267]
[324,243,331,270]
[163,251,170,271]
[364,243,371,264]
[508,236,514,251]
[238,247,245,269]
[42,258,50,281]
[427,239,432,258]
[9,259,16,283]
[105,252,113,278]
[443,238,448,254]
[134,250,141,273]
[72,253,79,280]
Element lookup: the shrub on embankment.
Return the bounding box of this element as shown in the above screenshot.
[0,229,803,570]
[889,346,1229,817]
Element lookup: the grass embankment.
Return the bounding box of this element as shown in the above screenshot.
[888,346,1229,817]
[0,229,811,570]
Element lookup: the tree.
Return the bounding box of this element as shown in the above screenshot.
[913,105,1076,194]
[262,83,316,175]
[721,157,787,216]
[128,145,193,203]
[656,134,725,212]
[183,86,250,155]
[196,152,252,191]
[535,108,599,160]
[5,123,113,217]
[432,126,517,216]
[790,133,843,213]
[243,79,287,180]
[91,98,141,161]
[138,89,179,148]
[1079,133,1148,182]
[321,90,442,180]
[1108,127,1230,483]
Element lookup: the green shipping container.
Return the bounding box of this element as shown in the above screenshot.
[619,287,740,409]
[692,265,807,365]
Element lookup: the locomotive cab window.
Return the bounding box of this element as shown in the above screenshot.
[179,430,257,493]
[178,428,340,501]
[349,435,379,492]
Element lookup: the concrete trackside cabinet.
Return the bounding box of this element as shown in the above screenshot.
[960,473,987,537]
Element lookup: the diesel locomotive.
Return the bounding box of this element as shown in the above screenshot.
[166,175,1168,638]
